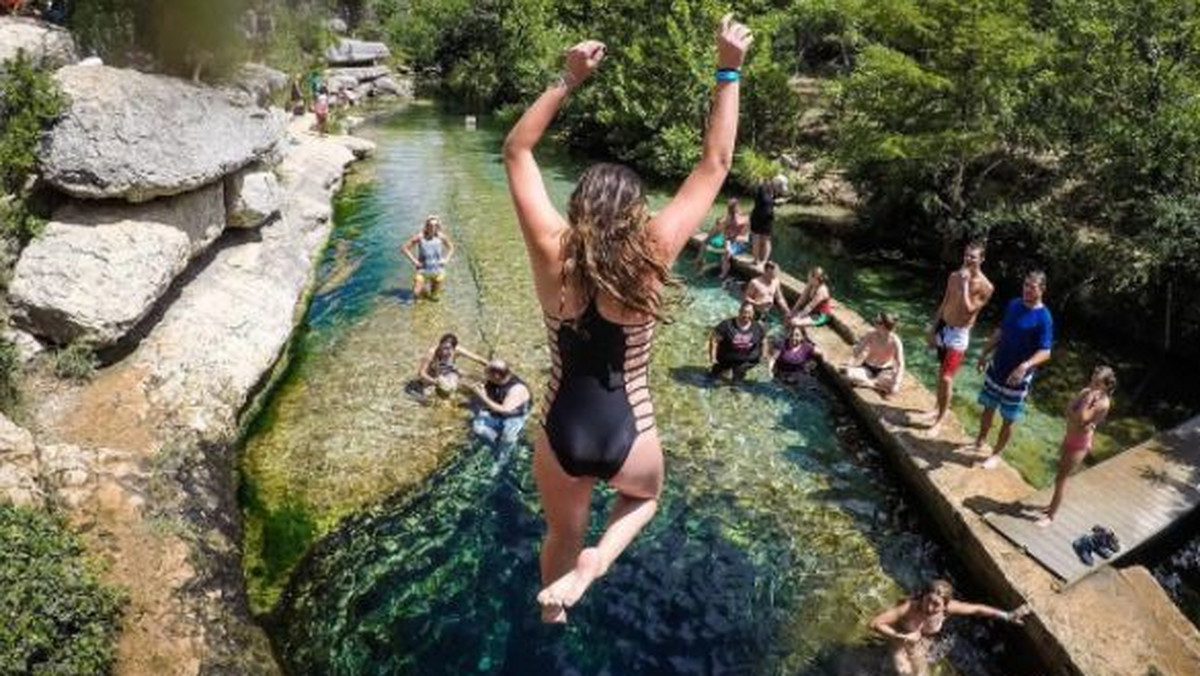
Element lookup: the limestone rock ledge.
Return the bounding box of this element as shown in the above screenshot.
[26,117,375,676]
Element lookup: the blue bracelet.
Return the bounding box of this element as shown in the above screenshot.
[716,68,740,83]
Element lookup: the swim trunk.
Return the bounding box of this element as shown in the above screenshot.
[415,269,445,285]
[935,323,970,378]
[810,313,830,327]
[1062,428,1093,456]
[978,364,1033,422]
[725,240,748,256]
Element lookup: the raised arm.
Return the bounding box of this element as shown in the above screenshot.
[649,15,753,262]
[503,41,606,255]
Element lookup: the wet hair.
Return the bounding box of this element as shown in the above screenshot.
[918,579,954,603]
[876,312,897,331]
[1093,365,1117,393]
[437,333,458,350]
[1025,269,1047,290]
[563,163,678,319]
[487,359,510,377]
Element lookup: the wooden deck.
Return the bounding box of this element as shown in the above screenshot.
[985,416,1200,585]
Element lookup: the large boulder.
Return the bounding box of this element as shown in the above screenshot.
[232,62,288,106]
[372,76,412,98]
[40,65,285,203]
[0,414,42,508]
[325,38,390,66]
[8,183,227,347]
[0,17,76,69]
[225,166,282,229]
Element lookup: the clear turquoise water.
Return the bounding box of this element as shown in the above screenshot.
[244,104,1037,675]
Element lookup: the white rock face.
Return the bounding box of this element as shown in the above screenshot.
[232,63,288,106]
[225,166,282,229]
[325,38,390,66]
[9,182,226,347]
[40,65,285,203]
[372,76,412,98]
[131,122,372,439]
[0,17,76,68]
[0,414,42,508]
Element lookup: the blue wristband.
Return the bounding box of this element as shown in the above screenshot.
[716,69,740,83]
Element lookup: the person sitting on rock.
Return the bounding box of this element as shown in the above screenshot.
[841,311,905,396]
[468,359,532,474]
[788,266,833,328]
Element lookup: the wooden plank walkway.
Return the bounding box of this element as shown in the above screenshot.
[985,416,1200,585]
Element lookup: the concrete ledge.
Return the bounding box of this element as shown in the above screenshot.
[690,234,1200,676]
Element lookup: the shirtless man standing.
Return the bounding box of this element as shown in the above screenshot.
[919,242,993,435]
[742,261,789,317]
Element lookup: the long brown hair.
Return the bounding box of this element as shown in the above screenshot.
[562,163,679,320]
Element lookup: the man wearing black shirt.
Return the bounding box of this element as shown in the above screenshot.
[708,302,767,382]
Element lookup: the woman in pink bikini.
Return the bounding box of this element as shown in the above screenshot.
[1037,366,1116,527]
[870,579,1029,676]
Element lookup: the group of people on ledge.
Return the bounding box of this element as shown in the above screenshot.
[389,16,1105,672]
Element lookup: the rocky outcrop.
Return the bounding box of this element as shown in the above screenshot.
[325,38,390,66]
[25,117,371,676]
[0,414,42,508]
[9,182,226,347]
[40,65,285,203]
[0,17,76,68]
[225,166,282,229]
[232,63,288,107]
[372,76,412,98]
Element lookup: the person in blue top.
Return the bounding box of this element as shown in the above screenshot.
[972,271,1054,469]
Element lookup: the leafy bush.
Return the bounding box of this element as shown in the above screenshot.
[0,51,62,247]
[54,341,98,382]
[732,148,783,192]
[0,504,125,675]
[0,337,21,414]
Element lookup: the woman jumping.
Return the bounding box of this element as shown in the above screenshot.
[503,16,752,622]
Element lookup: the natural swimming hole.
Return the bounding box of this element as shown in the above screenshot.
[240,105,1037,675]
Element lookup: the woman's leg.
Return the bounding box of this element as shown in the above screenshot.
[533,433,594,622]
[1040,446,1084,525]
[537,430,663,615]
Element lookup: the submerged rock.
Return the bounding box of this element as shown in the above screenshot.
[0,17,76,68]
[40,65,285,203]
[9,182,226,347]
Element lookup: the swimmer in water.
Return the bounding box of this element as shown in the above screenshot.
[415,333,486,398]
[870,579,1030,676]
[503,16,753,622]
[1036,366,1115,527]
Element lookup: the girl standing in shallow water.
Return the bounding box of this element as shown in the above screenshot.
[1037,366,1116,527]
[503,17,753,622]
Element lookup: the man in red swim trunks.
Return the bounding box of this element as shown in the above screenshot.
[919,242,993,436]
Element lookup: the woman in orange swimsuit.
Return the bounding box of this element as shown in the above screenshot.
[503,18,753,623]
[870,579,1029,676]
[1037,366,1116,527]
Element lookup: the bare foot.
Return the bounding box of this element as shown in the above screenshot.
[537,548,602,621]
[540,603,567,624]
[1035,514,1053,528]
[980,455,1002,470]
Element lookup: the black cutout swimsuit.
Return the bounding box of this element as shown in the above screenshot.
[542,299,657,480]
